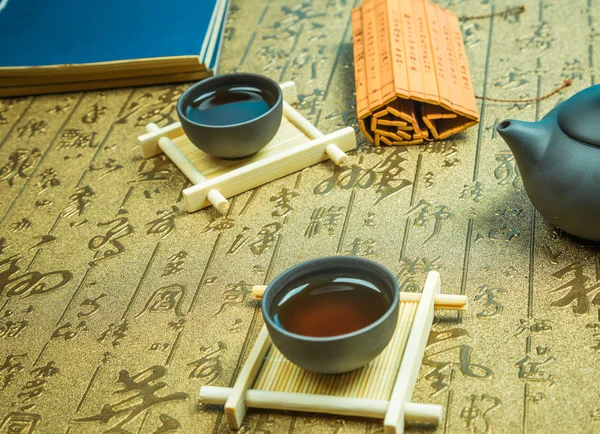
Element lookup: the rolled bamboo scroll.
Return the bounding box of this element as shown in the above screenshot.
[352,0,479,146]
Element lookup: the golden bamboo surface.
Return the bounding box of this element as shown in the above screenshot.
[254,303,417,400]
[0,0,598,433]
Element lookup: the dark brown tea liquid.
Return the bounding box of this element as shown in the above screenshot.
[273,275,391,337]
[185,85,276,126]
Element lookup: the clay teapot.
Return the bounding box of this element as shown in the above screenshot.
[497,85,600,241]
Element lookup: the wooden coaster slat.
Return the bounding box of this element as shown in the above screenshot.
[136,81,354,214]
[201,387,442,423]
[203,272,466,431]
[225,326,272,430]
[384,271,441,434]
[182,127,355,212]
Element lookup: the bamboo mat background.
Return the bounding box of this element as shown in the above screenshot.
[0,0,598,433]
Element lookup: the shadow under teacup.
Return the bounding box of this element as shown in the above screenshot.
[176,73,283,159]
[261,256,399,374]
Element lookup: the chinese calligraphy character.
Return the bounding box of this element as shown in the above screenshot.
[517,22,554,55]
[315,148,411,205]
[344,238,377,257]
[586,323,600,351]
[405,201,453,245]
[270,188,299,217]
[130,155,172,183]
[167,319,186,332]
[118,87,184,126]
[562,58,585,81]
[489,223,519,242]
[153,414,180,434]
[97,320,129,347]
[423,172,435,188]
[162,251,188,276]
[305,206,345,238]
[0,354,27,390]
[0,320,28,338]
[144,188,161,199]
[146,206,179,238]
[35,199,52,208]
[88,217,134,265]
[82,103,107,124]
[493,67,531,89]
[51,321,88,340]
[57,129,95,149]
[0,255,72,299]
[214,281,253,316]
[364,211,377,228]
[514,318,552,336]
[460,181,483,203]
[202,217,235,233]
[17,120,46,138]
[188,341,227,384]
[460,394,501,434]
[0,148,41,186]
[422,141,458,156]
[78,294,106,318]
[550,262,600,314]
[424,328,492,395]
[11,218,32,232]
[396,257,441,292]
[249,223,281,256]
[62,186,94,218]
[515,346,555,385]
[18,361,59,409]
[0,412,40,433]
[475,285,507,318]
[72,366,188,432]
[35,168,60,193]
[227,227,251,255]
[134,284,186,318]
[47,101,70,115]
[494,150,522,191]
[89,158,123,179]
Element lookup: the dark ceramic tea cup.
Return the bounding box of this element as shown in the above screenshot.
[262,256,399,374]
[176,73,283,159]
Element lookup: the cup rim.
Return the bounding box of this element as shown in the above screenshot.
[262,256,400,343]
[176,72,283,130]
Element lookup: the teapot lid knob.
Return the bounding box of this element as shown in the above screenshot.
[558,84,600,147]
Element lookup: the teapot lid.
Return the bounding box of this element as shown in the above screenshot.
[558,85,600,147]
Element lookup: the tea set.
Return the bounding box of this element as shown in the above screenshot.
[177,73,283,159]
[176,70,600,372]
[497,84,600,241]
[166,67,600,432]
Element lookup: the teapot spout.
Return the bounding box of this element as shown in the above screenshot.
[497,119,549,168]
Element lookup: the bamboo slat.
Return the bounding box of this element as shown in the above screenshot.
[352,0,479,145]
[203,272,468,432]
[136,81,355,214]
[253,301,418,400]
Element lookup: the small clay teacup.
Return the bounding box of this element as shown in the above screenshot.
[262,256,399,374]
[176,73,283,159]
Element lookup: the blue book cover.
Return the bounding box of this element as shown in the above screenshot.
[0,0,228,71]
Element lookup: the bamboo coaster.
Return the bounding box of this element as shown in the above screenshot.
[352,0,480,145]
[201,271,468,433]
[136,81,355,214]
